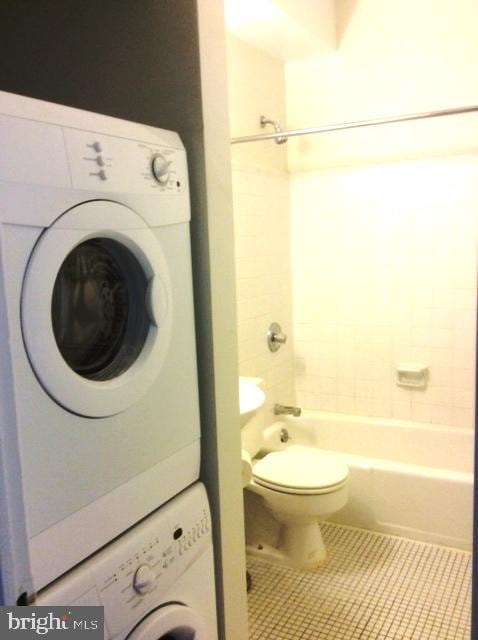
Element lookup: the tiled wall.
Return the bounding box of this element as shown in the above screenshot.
[291,155,477,428]
[227,34,295,417]
[232,164,296,413]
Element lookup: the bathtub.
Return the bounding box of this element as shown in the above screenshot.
[262,412,474,550]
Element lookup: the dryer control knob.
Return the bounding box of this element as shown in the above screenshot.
[133,564,154,595]
[151,153,171,185]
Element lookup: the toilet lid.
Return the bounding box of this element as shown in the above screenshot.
[253,447,349,493]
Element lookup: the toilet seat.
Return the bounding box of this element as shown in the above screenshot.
[253,447,349,496]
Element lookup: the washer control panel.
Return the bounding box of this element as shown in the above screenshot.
[133,564,155,595]
[89,484,211,637]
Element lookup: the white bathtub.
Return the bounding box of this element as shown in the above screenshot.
[262,412,474,550]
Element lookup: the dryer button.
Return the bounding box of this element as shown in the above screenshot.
[133,564,154,595]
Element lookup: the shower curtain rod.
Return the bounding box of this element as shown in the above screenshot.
[230,105,478,144]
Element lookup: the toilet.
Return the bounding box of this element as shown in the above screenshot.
[247,446,348,568]
[239,378,349,568]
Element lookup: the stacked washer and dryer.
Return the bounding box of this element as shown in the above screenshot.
[0,91,217,638]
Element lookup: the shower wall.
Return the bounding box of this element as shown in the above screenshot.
[291,157,478,426]
[227,36,295,414]
[286,0,478,428]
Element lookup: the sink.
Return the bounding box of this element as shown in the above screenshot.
[239,377,265,426]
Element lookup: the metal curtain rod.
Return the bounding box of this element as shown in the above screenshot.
[230,105,478,144]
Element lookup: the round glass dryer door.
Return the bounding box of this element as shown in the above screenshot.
[51,238,150,382]
[22,201,172,417]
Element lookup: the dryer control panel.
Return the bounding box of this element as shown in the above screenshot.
[0,112,187,195]
[0,87,190,199]
[63,127,187,195]
[0,90,192,229]
[36,483,212,639]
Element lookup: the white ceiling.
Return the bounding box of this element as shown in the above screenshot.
[224,0,336,61]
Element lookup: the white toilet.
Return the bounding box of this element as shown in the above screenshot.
[247,446,348,567]
[239,378,349,568]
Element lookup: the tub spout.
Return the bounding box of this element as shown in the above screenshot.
[274,404,302,417]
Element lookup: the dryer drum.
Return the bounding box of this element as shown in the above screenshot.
[51,237,150,381]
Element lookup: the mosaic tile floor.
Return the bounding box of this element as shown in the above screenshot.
[247,523,471,640]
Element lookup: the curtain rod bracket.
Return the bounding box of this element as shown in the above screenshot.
[260,115,288,144]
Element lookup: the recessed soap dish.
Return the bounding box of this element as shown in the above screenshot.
[396,365,429,389]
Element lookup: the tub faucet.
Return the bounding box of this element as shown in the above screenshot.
[274,403,302,417]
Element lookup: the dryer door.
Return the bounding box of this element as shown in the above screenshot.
[21,200,172,417]
[126,604,209,640]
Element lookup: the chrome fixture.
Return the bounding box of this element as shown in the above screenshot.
[260,115,288,145]
[267,322,287,352]
[274,404,301,417]
[280,427,291,443]
[231,105,478,145]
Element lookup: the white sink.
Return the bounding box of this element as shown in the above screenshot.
[239,377,265,426]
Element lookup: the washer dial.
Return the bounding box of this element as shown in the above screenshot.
[133,564,154,595]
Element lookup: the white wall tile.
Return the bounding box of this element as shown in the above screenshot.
[431,404,453,426]
[291,156,477,428]
[411,401,432,424]
[392,399,412,421]
[233,165,296,422]
[452,406,475,429]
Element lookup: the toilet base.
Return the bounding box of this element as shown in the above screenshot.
[246,521,327,570]
[279,521,327,567]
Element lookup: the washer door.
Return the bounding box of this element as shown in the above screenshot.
[21,200,172,417]
[127,604,209,640]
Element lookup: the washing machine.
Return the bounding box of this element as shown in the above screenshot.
[0,91,201,602]
[36,483,218,639]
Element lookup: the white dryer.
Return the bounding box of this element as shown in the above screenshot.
[0,92,201,601]
[36,483,218,640]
